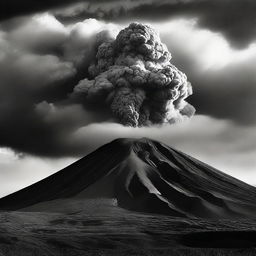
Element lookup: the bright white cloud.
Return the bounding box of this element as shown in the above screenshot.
[152,18,256,70]
[0,151,75,198]
[64,18,120,65]
[7,13,68,52]
[67,18,119,38]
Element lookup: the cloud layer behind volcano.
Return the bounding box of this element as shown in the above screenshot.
[71,23,195,127]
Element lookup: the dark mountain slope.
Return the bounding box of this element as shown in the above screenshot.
[0,138,256,219]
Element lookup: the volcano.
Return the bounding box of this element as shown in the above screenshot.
[0,138,256,219]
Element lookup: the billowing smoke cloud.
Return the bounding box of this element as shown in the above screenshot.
[71,23,195,127]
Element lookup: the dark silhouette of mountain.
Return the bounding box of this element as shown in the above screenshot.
[0,138,256,219]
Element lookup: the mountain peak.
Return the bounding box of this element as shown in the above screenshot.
[111,137,166,154]
[112,137,156,146]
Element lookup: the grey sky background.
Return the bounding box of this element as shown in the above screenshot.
[0,0,256,197]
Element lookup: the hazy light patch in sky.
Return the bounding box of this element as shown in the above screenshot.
[34,13,67,32]
[152,18,256,70]
[0,150,75,198]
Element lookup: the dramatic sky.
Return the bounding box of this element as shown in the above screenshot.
[0,0,256,197]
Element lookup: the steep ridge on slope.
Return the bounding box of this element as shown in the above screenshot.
[0,138,256,218]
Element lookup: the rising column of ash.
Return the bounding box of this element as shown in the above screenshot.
[71,22,195,127]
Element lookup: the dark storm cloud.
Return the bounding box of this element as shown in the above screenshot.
[54,0,256,48]
[189,65,256,125]
[0,0,82,21]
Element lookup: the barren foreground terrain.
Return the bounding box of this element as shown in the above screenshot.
[0,201,256,256]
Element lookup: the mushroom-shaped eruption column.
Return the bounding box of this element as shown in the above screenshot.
[71,23,195,127]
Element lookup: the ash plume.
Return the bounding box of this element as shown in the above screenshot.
[71,22,195,127]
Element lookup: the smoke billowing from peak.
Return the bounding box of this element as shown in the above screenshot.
[71,22,195,127]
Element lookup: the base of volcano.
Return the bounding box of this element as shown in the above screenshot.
[1,199,256,256]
